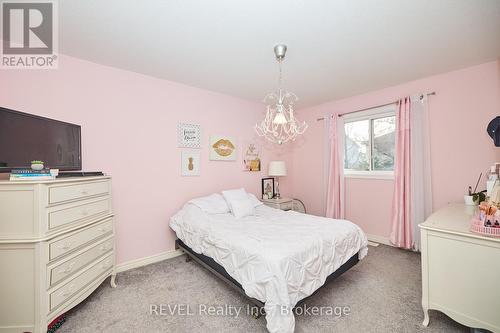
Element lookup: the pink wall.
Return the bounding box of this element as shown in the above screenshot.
[291,61,500,239]
[1,54,498,261]
[0,55,293,264]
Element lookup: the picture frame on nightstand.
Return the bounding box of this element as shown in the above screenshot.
[261,177,275,199]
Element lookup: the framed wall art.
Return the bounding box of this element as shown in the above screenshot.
[243,142,261,171]
[209,136,237,161]
[178,123,201,148]
[181,151,200,176]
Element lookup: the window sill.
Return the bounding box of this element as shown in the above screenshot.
[344,171,394,180]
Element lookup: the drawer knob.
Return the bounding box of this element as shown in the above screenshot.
[100,244,110,252]
[101,260,112,269]
[62,262,75,274]
[81,210,89,216]
[59,242,72,250]
[80,189,89,195]
[100,226,109,233]
[60,284,75,297]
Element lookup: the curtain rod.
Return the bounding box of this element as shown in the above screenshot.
[316,92,436,121]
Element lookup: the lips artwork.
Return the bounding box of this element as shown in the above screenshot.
[212,139,235,157]
[209,136,237,161]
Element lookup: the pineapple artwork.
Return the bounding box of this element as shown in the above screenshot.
[188,157,194,171]
[181,151,200,176]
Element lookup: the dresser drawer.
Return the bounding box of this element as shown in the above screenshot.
[264,201,293,210]
[48,198,111,231]
[280,201,293,211]
[49,253,113,312]
[48,181,110,205]
[49,219,113,260]
[48,236,114,287]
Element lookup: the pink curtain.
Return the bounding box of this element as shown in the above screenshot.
[390,97,413,249]
[326,114,345,219]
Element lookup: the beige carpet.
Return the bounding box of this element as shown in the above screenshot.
[58,245,468,333]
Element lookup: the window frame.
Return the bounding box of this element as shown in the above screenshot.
[343,104,396,180]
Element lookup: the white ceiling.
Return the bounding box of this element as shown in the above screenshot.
[60,0,500,107]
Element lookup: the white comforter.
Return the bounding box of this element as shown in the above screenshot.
[170,204,368,333]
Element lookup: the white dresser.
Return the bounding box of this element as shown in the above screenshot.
[0,176,116,333]
[420,203,500,332]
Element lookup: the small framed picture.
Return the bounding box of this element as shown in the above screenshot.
[261,177,275,199]
[181,151,200,176]
[243,141,261,171]
[178,123,201,148]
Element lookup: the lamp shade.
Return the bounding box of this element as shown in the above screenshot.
[268,161,287,176]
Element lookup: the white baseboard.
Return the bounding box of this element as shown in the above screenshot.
[116,249,184,273]
[116,235,390,273]
[365,233,393,247]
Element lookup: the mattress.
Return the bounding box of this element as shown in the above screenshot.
[170,204,368,333]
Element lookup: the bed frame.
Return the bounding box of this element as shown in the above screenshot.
[175,238,359,318]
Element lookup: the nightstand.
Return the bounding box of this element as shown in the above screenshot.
[261,197,294,211]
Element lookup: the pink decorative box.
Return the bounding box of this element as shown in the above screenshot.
[470,216,500,238]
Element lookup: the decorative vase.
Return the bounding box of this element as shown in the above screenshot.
[464,195,477,206]
[31,163,44,171]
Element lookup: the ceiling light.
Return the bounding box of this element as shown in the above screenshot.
[255,44,307,144]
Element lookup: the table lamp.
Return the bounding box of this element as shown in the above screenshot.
[269,161,287,199]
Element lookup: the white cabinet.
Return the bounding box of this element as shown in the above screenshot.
[0,176,116,333]
[419,203,500,332]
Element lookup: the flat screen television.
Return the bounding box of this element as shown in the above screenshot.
[0,107,82,172]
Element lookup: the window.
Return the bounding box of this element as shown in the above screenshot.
[344,105,396,178]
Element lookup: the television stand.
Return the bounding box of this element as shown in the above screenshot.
[57,171,104,178]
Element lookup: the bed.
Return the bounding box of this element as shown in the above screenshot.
[170,192,368,333]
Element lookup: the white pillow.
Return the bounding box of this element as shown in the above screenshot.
[230,198,255,219]
[248,193,264,207]
[222,188,249,212]
[188,193,229,214]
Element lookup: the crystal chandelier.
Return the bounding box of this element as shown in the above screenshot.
[255,44,307,144]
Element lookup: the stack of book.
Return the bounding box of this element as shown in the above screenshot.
[10,168,56,181]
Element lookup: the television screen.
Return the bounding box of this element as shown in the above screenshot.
[0,107,81,172]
